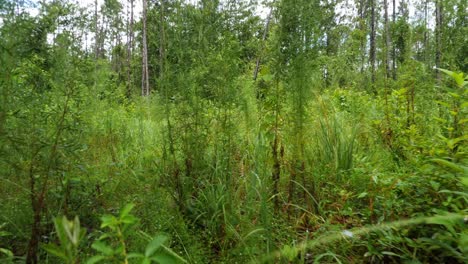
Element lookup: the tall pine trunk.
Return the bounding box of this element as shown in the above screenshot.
[369,0,376,91]
[392,0,397,80]
[384,0,391,78]
[141,0,149,96]
[126,0,134,97]
[435,0,443,84]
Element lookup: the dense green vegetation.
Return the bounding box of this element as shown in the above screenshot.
[0,0,466,263]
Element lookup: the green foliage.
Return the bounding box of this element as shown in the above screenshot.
[89,204,185,264]
[315,112,357,180]
[0,224,14,263]
[1,0,467,263]
[41,205,185,264]
[42,216,85,264]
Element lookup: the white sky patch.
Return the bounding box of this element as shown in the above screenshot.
[76,0,268,19]
[21,0,432,51]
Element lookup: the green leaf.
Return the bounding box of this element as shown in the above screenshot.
[42,243,67,260]
[145,235,168,257]
[62,216,74,243]
[141,258,151,264]
[72,216,82,245]
[431,159,464,173]
[357,192,368,198]
[86,255,106,264]
[0,231,11,237]
[438,68,465,88]
[100,215,117,229]
[448,92,460,99]
[439,190,468,197]
[435,100,451,108]
[160,245,187,263]
[382,251,402,257]
[150,252,179,264]
[260,74,273,82]
[0,248,13,257]
[127,253,145,259]
[426,214,458,233]
[460,177,468,187]
[54,217,68,246]
[120,203,135,218]
[91,241,114,255]
[121,215,138,225]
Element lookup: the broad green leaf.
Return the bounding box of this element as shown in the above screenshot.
[460,231,468,253]
[438,68,455,78]
[150,252,179,264]
[145,235,168,257]
[121,215,138,225]
[431,159,464,173]
[357,192,368,198]
[91,241,114,255]
[86,255,106,264]
[42,243,67,260]
[438,68,465,88]
[54,217,68,246]
[261,74,273,82]
[461,177,468,187]
[72,216,81,245]
[0,248,13,257]
[0,231,11,237]
[426,214,458,233]
[62,216,75,245]
[120,203,135,218]
[100,215,117,229]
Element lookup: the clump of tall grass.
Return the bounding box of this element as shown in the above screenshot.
[314,112,358,182]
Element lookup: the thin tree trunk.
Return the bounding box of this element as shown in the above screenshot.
[26,92,71,264]
[435,0,443,84]
[159,0,182,210]
[159,1,165,84]
[384,0,391,78]
[424,0,429,67]
[359,0,366,75]
[94,0,98,60]
[369,0,377,91]
[94,0,98,88]
[126,0,134,98]
[272,77,281,213]
[392,0,397,80]
[141,0,149,96]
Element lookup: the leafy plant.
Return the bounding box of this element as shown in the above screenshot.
[0,223,14,262]
[88,203,185,264]
[42,216,85,264]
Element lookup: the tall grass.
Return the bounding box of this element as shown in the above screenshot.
[314,111,358,182]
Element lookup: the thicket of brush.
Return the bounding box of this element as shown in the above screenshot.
[1,0,467,263]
